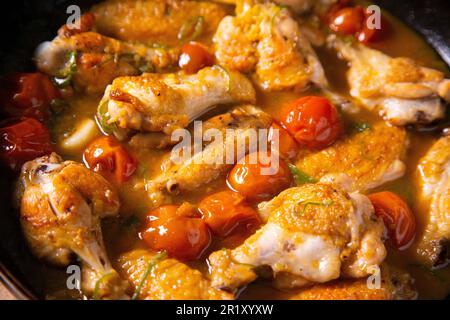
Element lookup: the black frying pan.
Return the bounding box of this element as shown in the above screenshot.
[0,0,449,300]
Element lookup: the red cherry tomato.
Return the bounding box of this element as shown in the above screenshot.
[280,96,341,150]
[227,151,292,202]
[178,42,214,74]
[357,12,390,44]
[198,190,261,238]
[141,204,211,261]
[329,6,365,35]
[83,136,137,183]
[0,118,53,171]
[268,122,299,160]
[58,12,96,37]
[368,191,416,250]
[0,73,60,123]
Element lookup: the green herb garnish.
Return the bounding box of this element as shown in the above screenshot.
[53,51,77,88]
[92,271,116,300]
[97,100,117,134]
[288,163,318,185]
[298,200,334,216]
[178,16,204,42]
[353,122,371,133]
[131,251,168,300]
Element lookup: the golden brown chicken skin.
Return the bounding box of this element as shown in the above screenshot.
[295,122,407,192]
[117,249,232,300]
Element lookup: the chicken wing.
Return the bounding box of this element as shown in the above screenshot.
[98,66,256,137]
[213,0,327,91]
[35,32,178,93]
[329,36,450,126]
[417,134,450,267]
[117,249,232,300]
[209,177,386,291]
[91,0,227,46]
[213,0,336,15]
[145,105,272,207]
[15,153,127,299]
[295,122,408,192]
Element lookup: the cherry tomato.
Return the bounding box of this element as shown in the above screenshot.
[0,73,60,123]
[329,6,365,35]
[368,191,416,250]
[58,12,96,37]
[83,136,137,183]
[178,42,214,74]
[0,118,53,171]
[198,191,261,238]
[227,151,292,202]
[357,12,390,44]
[268,122,299,160]
[280,96,341,150]
[141,204,211,261]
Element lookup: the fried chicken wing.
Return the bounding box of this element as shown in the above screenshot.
[145,105,272,207]
[209,178,386,291]
[16,153,127,299]
[91,0,227,46]
[35,32,178,93]
[98,66,256,137]
[330,36,450,125]
[417,134,450,267]
[295,122,408,192]
[213,0,327,91]
[117,249,232,300]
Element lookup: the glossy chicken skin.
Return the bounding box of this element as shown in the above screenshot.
[15,153,127,298]
[35,32,178,94]
[295,122,407,192]
[417,134,450,267]
[91,0,227,46]
[209,178,386,291]
[213,0,327,91]
[330,36,450,126]
[98,66,256,137]
[144,105,272,207]
[117,249,232,300]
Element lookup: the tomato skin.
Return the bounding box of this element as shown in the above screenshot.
[227,151,292,202]
[0,73,60,123]
[58,12,96,37]
[357,13,390,44]
[329,6,365,35]
[83,136,137,183]
[368,191,416,250]
[280,96,341,150]
[141,204,211,261]
[0,118,53,171]
[268,122,299,160]
[198,191,261,238]
[178,42,214,74]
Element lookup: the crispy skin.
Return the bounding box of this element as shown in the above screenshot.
[117,249,232,300]
[295,122,407,192]
[16,153,126,299]
[91,0,227,45]
[417,135,450,267]
[209,181,386,291]
[330,36,450,125]
[35,32,178,93]
[145,105,272,207]
[99,66,256,136]
[214,1,327,91]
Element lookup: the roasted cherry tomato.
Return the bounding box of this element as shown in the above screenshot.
[0,73,60,123]
[0,118,53,170]
[280,96,341,150]
[329,6,365,35]
[368,191,416,250]
[83,136,137,183]
[141,204,211,261]
[357,12,390,44]
[178,42,214,74]
[268,122,299,160]
[58,12,96,38]
[198,190,261,238]
[227,151,292,202]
